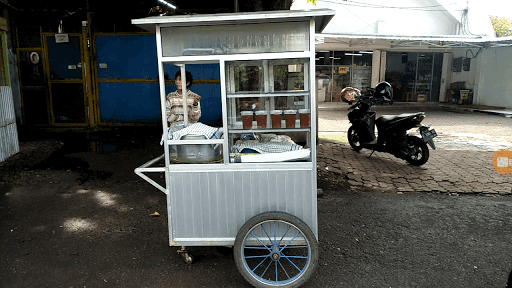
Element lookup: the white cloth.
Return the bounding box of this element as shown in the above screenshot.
[231,142,303,154]
[160,122,223,145]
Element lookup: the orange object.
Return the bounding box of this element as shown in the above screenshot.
[284,110,297,128]
[493,149,512,175]
[299,109,310,128]
[270,110,282,128]
[241,111,253,129]
[255,111,268,128]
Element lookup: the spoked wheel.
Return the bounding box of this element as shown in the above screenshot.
[234,212,318,288]
[348,126,363,151]
[405,136,429,166]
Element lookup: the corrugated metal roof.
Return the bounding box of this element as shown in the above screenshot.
[317,33,512,49]
[132,9,335,33]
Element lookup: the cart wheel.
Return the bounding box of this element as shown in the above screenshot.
[178,247,194,264]
[234,212,318,288]
[183,253,194,264]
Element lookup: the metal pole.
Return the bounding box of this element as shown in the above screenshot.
[414,52,419,95]
[330,51,334,102]
[430,53,435,102]
[180,65,188,126]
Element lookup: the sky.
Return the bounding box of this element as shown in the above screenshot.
[293,0,512,18]
[291,0,511,36]
[473,0,512,18]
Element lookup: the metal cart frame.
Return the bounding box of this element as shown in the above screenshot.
[133,9,334,287]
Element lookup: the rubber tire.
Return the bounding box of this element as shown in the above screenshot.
[234,212,318,288]
[405,136,429,166]
[348,126,363,151]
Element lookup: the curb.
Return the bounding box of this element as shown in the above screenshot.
[437,104,512,118]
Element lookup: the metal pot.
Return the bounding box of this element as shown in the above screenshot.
[176,134,223,163]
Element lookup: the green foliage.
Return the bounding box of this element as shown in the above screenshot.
[490,16,512,37]
[306,0,346,5]
[149,6,173,16]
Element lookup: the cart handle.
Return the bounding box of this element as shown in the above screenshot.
[134,153,168,194]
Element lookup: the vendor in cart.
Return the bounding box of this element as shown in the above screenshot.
[165,70,201,128]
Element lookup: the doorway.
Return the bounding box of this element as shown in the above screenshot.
[385,52,443,102]
[44,34,88,125]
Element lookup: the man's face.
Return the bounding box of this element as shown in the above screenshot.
[175,76,183,90]
[175,76,189,90]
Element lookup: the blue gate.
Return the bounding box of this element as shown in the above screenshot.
[94,34,222,126]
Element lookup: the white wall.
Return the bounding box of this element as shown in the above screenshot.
[449,48,479,91]
[293,0,495,37]
[474,47,512,108]
[292,0,461,36]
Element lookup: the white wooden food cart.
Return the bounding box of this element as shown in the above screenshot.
[132,9,334,288]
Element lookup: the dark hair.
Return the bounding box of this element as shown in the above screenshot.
[174,70,194,88]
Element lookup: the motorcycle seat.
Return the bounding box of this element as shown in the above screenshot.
[376,112,424,124]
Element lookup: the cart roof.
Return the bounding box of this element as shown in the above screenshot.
[132,9,335,34]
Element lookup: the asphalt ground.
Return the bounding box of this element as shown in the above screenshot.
[1,102,512,288]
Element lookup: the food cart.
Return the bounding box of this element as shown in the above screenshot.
[132,9,335,287]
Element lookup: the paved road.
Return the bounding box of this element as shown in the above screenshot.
[316,102,512,195]
[1,130,511,288]
[318,102,512,151]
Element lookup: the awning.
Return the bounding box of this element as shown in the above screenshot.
[316,33,512,51]
[133,9,335,34]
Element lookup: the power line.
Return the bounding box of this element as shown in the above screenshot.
[320,0,465,12]
[344,0,459,9]
[332,0,390,34]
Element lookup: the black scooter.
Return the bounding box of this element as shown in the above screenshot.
[347,82,437,166]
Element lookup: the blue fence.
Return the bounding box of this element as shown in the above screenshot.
[95,35,222,125]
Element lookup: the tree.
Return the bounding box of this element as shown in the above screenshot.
[490,16,512,37]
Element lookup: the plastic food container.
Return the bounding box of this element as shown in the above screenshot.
[284,110,297,128]
[270,110,282,129]
[241,111,254,129]
[299,109,311,128]
[255,111,268,128]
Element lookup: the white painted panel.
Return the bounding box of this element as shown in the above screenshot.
[0,86,19,162]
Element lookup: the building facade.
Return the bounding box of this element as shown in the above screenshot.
[293,0,512,108]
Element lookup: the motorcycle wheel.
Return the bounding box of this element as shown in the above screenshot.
[348,127,363,151]
[405,136,429,166]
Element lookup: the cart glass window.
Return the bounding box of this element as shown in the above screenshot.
[160,21,310,57]
[162,63,224,164]
[225,58,312,163]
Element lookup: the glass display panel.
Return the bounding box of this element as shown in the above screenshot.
[228,132,311,163]
[225,58,310,129]
[161,21,309,57]
[169,143,224,164]
[161,63,224,164]
[229,62,265,93]
[226,58,309,94]
[227,97,311,130]
[224,58,312,163]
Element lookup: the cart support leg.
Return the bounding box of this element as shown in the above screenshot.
[177,246,194,264]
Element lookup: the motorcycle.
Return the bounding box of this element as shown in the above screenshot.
[346,81,437,166]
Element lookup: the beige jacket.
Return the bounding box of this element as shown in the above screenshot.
[165,90,201,124]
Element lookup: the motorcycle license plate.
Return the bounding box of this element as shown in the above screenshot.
[421,129,437,142]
